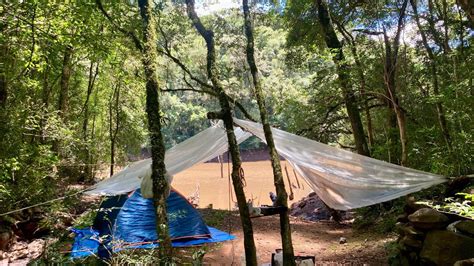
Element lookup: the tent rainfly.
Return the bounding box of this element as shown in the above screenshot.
[86,118,447,210]
[71,189,234,258]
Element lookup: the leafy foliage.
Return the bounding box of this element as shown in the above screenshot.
[0,0,472,262]
[418,193,474,220]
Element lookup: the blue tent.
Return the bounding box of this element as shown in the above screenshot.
[71,189,234,259]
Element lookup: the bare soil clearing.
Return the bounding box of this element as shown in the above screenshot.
[201,213,394,265]
[173,161,312,209]
[175,161,394,265]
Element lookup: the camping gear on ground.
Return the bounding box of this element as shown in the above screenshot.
[70,189,234,259]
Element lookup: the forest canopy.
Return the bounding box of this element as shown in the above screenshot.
[0,0,472,230]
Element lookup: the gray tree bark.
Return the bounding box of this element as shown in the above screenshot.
[185,0,258,264]
[316,0,370,157]
[137,0,173,260]
[242,1,295,265]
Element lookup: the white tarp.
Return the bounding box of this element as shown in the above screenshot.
[86,118,447,210]
[86,123,252,195]
[233,118,447,210]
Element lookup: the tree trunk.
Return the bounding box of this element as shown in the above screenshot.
[382,0,409,166]
[442,0,452,53]
[83,62,99,140]
[108,83,120,177]
[40,57,51,143]
[185,1,257,264]
[80,62,99,182]
[242,1,295,265]
[456,0,474,26]
[335,21,374,148]
[137,0,173,260]
[0,13,7,108]
[54,45,73,154]
[411,0,452,150]
[316,0,370,157]
[58,45,73,119]
[0,70,6,108]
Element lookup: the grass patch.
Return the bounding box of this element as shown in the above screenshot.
[198,208,235,228]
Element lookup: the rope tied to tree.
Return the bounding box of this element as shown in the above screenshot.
[239,166,247,187]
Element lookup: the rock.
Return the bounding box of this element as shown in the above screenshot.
[447,220,462,233]
[0,231,12,251]
[420,230,474,265]
[27,239,45,259]
[454,258,474,266]
[455,220,474,237]
[339,237,347,244]
[404,196,425,215]
[15,218,49,240]
[399,236,423,249]
[11,241,27,252]
[408,208,449,230]
[290,192,352,221]
[396,223,424,238]
[396,214,409,223]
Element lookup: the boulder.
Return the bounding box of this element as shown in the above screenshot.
[420,230,474,265]
[404,196,425,215]
[396,214,409,223]
[447,220,462,233]
[454,258,474,266]
[395,223,424,238]
[399,235,423,249]
[289,193,331,221]
[27,239,45,259]
[454,220,474,237]
[408,208,449,230]
[0,231,12,251]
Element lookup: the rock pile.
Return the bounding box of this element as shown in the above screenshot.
[0,239,45,265]
[289,192,352,222]
[393,200,474,265]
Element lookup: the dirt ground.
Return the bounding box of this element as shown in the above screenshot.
[173,162,395,265]
[172,161,313,209]
[195,212,394,265]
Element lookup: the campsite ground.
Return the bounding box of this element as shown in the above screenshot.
[199,210,396,265]
[174,161,397,265]
[5,161,396,265]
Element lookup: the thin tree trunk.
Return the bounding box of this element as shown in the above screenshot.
[0,18,6,108]
[96,0,172,258]
[442,0,452,53]
[411,0,452,150]
[316,0,370,157]
[83,62,99,140]
[428,0,446,48]
[381,0,409,166]
[54,45,73,154]
[40,57,51,143]
[137,0,173,260]
[80,62,99,182]
[185,1,257,264]
[335,21,374,147]
[456,0,474,26]
[0,70,6,108]
[108,83,120,177]
[242,1,295,265]
[58,45,73,119]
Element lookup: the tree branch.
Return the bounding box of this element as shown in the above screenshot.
[352,28,383,35]
[95,0,143,51]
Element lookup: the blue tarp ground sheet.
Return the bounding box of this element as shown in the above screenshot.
[70,226,235,259]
